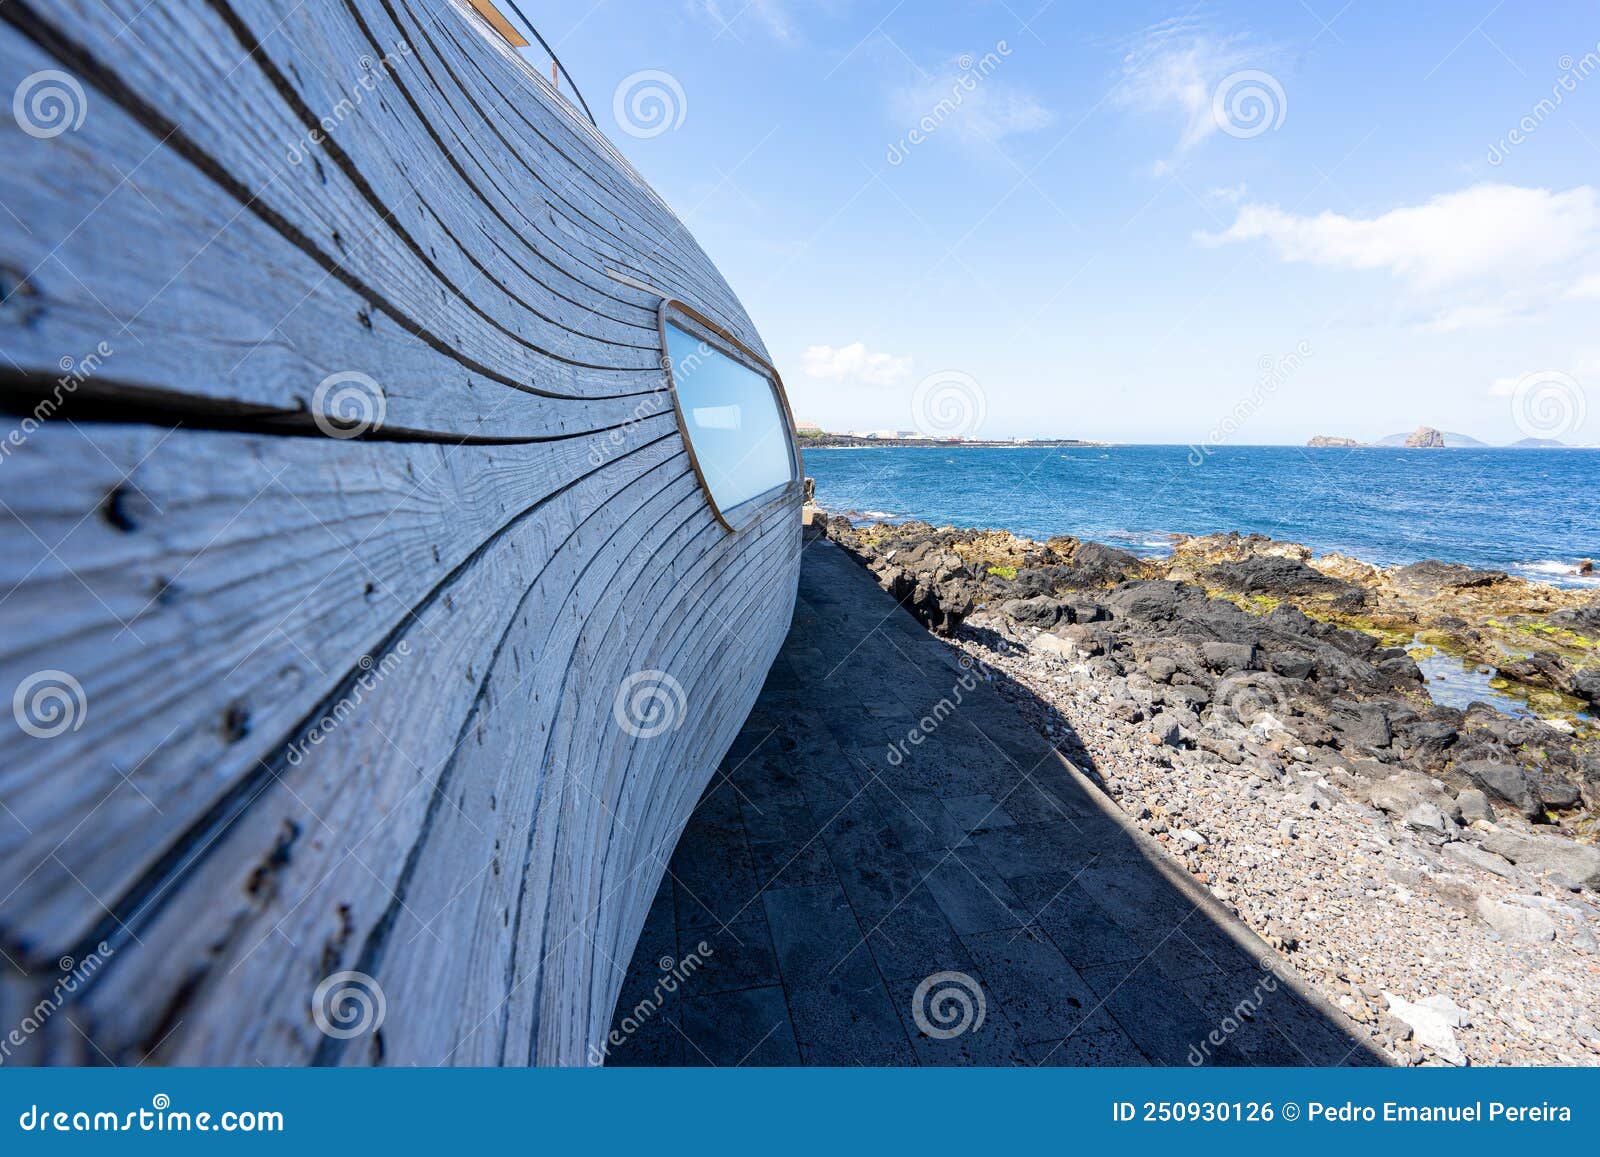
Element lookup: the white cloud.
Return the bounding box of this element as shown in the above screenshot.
[802,343,913,386]
[1113,17,1277,155]
[889,56,1052,153]
[1201,183,1600,326]
[1201,184,1598,289]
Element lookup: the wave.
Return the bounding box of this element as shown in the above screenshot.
[1102,530,1178,553]
[1508,560,1600,588]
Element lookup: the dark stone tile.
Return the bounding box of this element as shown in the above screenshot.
[867,783,968,852]
[1023,1015,1151,1066]
[939,793,1017,833]
[677,918,779,999]
[749,837,838,890]
[739,793,821,846]
[1169,912,1268,975]
[961,926,1103,1046]
[727,748,810,807]
[1006,873,1146,970]
[670,835,760,932]
[820,703,900,750]
[722,721,780,766]
[1080,961,1248,1067]
[1073,856,1207,948]
[863,696,921,725]
[686,776,747,831]
[861,887,974,983]
[967,820,1103,879]
[910,846,1029,935]
[811,792,903,881]
[763,884,915,1065]
[888,971,1030,1066]
[679,986,801,1066]
[995,777,1093,824]
[826,837,918,922]
[790,749,873,806]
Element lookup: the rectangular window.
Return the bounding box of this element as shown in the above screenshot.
[663,312,798,526]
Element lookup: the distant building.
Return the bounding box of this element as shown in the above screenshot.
[795,421,823,435]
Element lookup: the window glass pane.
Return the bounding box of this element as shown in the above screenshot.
[665,320,795,514]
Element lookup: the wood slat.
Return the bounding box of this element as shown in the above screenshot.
[0,26,664,439]
[0,417,684,962]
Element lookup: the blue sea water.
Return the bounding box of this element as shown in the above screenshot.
[804,444,1600,589]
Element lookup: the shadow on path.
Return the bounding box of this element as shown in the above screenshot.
[605,539,1388,1067]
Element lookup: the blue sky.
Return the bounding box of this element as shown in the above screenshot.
[538,1,1599,445]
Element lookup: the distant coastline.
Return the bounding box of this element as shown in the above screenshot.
[798,432,1108,449]
[797,428,1594,450]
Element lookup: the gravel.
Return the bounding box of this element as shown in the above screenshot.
[944,627,1600,1067]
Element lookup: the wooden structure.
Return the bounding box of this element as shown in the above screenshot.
[0,0,800,1065]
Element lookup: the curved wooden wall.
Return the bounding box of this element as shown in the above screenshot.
[0,0,800,1065]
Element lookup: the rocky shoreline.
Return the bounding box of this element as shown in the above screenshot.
[818,513,1600,1065]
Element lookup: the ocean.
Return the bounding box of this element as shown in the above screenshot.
[804,444,1600,589]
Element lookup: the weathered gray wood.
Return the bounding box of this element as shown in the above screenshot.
[0,417,682,961]
[0,24,662,439]
[0,0,800,1066]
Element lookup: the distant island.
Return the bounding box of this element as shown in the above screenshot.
[798,427,1106,449]
[1308,425,1579,449]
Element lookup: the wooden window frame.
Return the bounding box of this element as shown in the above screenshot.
[657,299,803,533]
[465,0,530,46]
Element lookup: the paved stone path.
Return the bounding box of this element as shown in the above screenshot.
[607,539,1384,1066]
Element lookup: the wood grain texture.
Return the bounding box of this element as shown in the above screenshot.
[0,0,799,1066]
